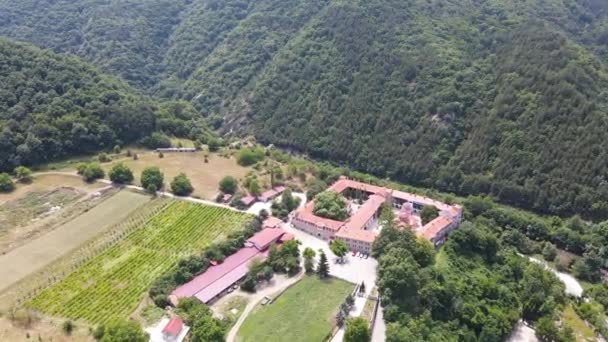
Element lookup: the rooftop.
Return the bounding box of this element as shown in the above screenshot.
[247,227,286,251]
[162,317,183,336]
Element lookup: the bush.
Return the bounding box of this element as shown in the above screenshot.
[82,163,105,183]
[237,148,265,166]
[14,166,33,183]
[141,132,171,149]
[171,173,194,196]
[108,163,134,184]
[62,320,74,335]
[219,176,238,194]
[0,172,15,192]
[240,275,256,292]
[97,153,111,163]
[141,167,164,190]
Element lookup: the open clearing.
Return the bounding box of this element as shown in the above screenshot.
[0,174,103,205]
[237,276,353,342]
[28,201,250,324]
[0,190,149,293]
[562,305,596,341]
[102,152,254,199]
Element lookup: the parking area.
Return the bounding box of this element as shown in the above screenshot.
[280,220,377,291]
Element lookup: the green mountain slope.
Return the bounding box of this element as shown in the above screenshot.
[1,0,608,218]
[0,39,211,171]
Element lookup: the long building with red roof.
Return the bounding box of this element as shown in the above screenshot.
[293,177,462,251]
[170,220,289,306]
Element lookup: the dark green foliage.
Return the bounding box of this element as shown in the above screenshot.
[141,167,164,191]
[219,176,238,194]
[14,166,33,183]
[237,148,265,166]
[94,319,147,342]
[305,178,327,200]
[270,188,301,220]
[62,320,74,335]
[176,298,225,342]
[0,39,214,172]
[420,205,439,225]
[108,163,134,184]
[240,275,256,292]
[170,173,194,196]
[141,132,172,149]
[377,213,565,341]
[267,240,301,275]
[3,0,608,221]
[313,191,348,221]
[317,250,329,278]
[0,172,14,192]
[82,163,105,183]
[344,317,370,342]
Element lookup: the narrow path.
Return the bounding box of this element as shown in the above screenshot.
[225,273,304,342]
[31,171,242,212]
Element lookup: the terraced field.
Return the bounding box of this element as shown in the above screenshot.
[28,201,250,324]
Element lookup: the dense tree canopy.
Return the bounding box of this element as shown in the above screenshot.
[0,39,215,172]
[2,0,608,219]
[313,191,348,221]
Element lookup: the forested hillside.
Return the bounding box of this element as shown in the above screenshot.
[0,39,212,171]
[1,0,608,218]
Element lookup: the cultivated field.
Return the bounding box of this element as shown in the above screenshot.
[102,152,256,199]
[0,190,150,293]
[237,276,353,342]
[28,201,250,324]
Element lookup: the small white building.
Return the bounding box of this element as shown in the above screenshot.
[145,317,189,342]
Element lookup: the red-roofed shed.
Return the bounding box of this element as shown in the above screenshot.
[162,317,183,337]
[247,228,286,251]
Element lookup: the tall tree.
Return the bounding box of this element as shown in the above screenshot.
[344,317,370,342]
[317,250,330,278]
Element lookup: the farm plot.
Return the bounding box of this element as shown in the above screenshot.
[0,190,149,293]
[28,201,250,324]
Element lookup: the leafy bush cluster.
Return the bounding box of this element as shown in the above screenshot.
[374,213,567,341]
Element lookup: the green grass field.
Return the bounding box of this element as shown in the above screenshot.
[28,201,250,324]
[237,276,353,342]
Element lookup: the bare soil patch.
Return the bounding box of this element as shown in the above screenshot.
[102,152,254,199]
[0,174,103,205]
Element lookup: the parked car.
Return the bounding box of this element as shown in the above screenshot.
[352,251,357,256]
[364,254,369,259]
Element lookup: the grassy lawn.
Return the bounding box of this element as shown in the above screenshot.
[237,276,353,342]
[562,305,595,341]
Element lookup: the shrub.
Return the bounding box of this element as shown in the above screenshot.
[14,166,33,183]
[62,320,74,335]
[82,163,105,183]
[97,153,111,163]
[141,167,164,190]
[171,173,194,196]
[0,172,15,192]
[219,176,238,194]
[237,148,265,166]
[109,163,134,184]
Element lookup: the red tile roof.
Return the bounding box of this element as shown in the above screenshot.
[247,227,286,251]
[263,216,283,229]
[279,232,294,242]
[341,194,385,231]
[170,246,261,305]
[162,317,183,336]
[241,195,256,206]
[420,216,454,241]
